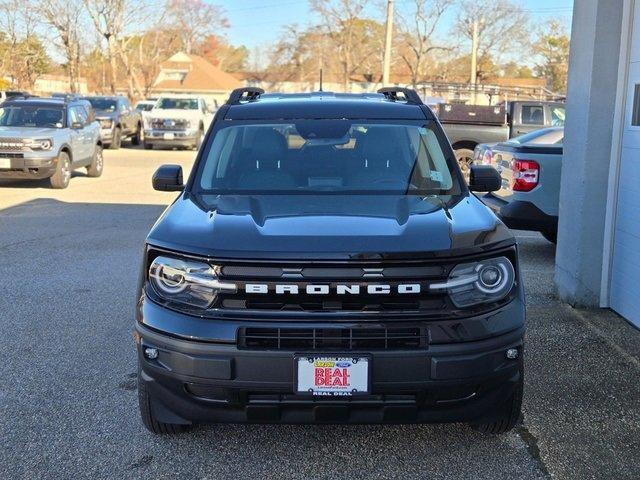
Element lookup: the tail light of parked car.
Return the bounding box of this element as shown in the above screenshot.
[511,159,539,192]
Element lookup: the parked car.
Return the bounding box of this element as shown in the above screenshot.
[0,96,103,189]
[135,100,155,112]
[438,101,565,175]
[143,95,212,150]
[480,127,564,243]
[473,126,566,168]
[82,95,142,149]
[136,87,524,435]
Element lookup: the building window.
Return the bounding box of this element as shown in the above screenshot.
[632,84,640,126]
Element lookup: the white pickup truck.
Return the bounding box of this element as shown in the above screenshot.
[143,96,213,150]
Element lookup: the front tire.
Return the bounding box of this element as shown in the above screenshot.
[109,127,122,150]
[131,123,143,146]
[86,145,104,177]
[138,368,190,435]
[455,148,475,183]
[471,360,523,434]
[193,128,204,150]
[50,151,71,189]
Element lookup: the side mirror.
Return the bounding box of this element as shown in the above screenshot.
[468,165,502,192]
[71,121,83,129]
[152,164,184,191]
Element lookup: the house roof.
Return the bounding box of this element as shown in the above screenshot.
[153,53,241,93]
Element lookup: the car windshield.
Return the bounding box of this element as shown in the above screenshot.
[136,103,154,111]
[194,120,462,196]
[156,98,198,110]
[0,105,65,128]
[85,98,117,112]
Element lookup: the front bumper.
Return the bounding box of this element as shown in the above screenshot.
[100,128,114,142]
[481,194,558,233]
[144,129,197,147]
[0,152,58,179]
[136,296,525,425]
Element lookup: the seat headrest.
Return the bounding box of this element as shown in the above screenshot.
[361,127,402,167]
[250,129,287,169]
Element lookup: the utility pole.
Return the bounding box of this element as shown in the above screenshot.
[470,19,478,104]
[382,0,395,85]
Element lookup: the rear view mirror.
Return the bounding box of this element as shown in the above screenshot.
[152,164,183,191]
[468,165,501,192]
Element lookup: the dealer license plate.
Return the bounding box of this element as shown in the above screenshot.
[0,158,11,169]
[296,356,369,396]
[163,133,175,140]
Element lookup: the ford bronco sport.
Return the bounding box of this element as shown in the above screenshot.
[0,96,103,189]
[136,87,525,434]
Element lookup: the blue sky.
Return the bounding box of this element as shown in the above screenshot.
[218,0,574,59]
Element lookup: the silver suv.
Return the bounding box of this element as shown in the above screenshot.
[0,97,102,189]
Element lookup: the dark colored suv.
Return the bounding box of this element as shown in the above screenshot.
[82,96,142,149]
[136,88,525,434]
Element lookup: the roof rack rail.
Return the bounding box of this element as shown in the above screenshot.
[227,87,265,105]
[377,87,423,105]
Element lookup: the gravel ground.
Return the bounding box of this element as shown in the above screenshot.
[0,147,638,479]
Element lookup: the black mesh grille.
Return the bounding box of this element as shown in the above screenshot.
[215,261,450,313]
[238,327,427,350]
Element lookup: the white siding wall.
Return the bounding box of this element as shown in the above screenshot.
[610,1,640,327]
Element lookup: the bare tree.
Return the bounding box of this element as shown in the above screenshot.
[36,0,85,92]
[166,0,228,54]
[397,0,454,88]
[82,0,127,94]
[82,0,160,97]
[0,0,50,88]
[310,0,370,92]
[455,0,529,80]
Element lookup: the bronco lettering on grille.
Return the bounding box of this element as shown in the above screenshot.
[244,284,422,295]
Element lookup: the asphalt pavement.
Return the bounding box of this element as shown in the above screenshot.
[0,147,638,479]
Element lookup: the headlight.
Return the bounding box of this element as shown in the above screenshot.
[185,120,192,128]
[430,256,515,308]
[148,255,236,308]
[99,119,113,129]
[24,138,53,151]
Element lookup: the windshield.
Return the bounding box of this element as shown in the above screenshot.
[194,121,462,196]
[0,106,65,128]
[156,98,198,110]
[136,103,154,112]
[84,98,117,112]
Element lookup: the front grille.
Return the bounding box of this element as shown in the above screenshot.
[216,262,450,314]
[146,246,518,318]
[151,118,189,131]
[238,327,427,350]
[0,138,25,151]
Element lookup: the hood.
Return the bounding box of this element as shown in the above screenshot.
[0,126,61,138]
[148,109,201,120]
[147,194,513,260]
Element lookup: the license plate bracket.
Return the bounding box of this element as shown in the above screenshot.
[295,355,370,396]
